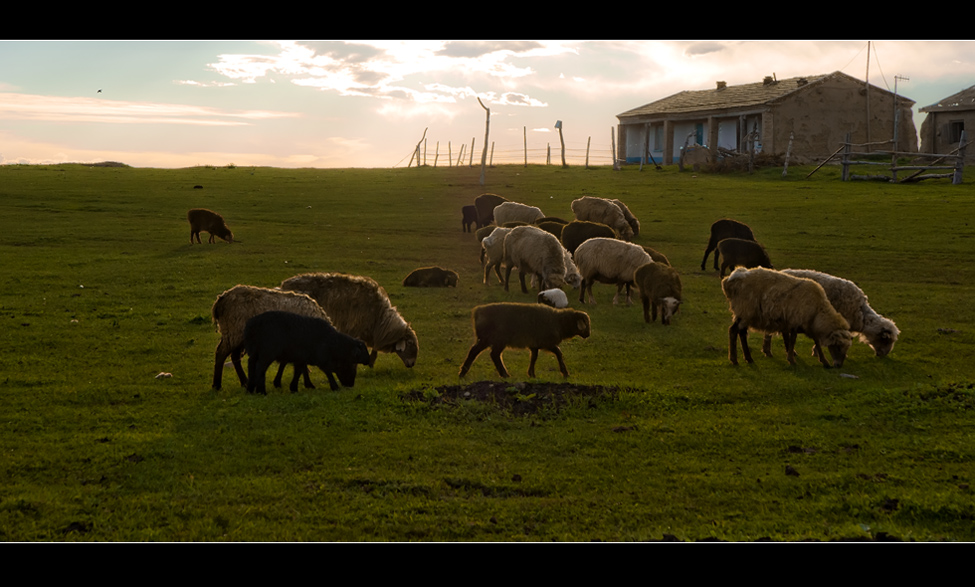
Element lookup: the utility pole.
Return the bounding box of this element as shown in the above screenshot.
[894,75,909,151]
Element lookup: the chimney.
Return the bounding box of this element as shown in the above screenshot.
[796,78,808,87]
[716,81,727,90]
[763,75,776,86]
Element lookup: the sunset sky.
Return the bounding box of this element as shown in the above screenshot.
[2,40,973,168]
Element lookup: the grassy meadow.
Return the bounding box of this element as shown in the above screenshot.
[1,161,973,541]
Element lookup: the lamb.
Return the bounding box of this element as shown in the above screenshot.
[770,269,900,357]
[610,198,641,238]
[474,193,509,226]
[481,226,513,285]
[461,205,480,232]
[560,220,618,255]
[716,237,773,277]
[702,218,756,271]
[537,288,569,308]
[493,201,545,226]
[570,197,635,241]
[633,262,682,325]
[280,272,419,369]
[458,302,591,378]
[209,284,331,390]
[188,208,234,244]
[721,267,852,368]
[573,237,653,305]
[244,311,371,394]
[403,266,459,288]
[501,225,567,294]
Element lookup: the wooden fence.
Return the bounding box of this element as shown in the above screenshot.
[839,131,968,184]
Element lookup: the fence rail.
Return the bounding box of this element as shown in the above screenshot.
[840,131,968,184]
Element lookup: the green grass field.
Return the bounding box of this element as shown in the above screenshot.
[1,161,973,541]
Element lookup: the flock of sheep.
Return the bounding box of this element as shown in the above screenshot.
[188,184,901,394]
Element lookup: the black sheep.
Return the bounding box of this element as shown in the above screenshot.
[701,218,756,271]
[461,205,481,232]
[716,238,773,277]
[244,311,371,394]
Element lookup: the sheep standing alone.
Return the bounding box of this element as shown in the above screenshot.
[493,201,545,226]
[702,218,756,271]
[458,302,591,378]
[403,266,459,288]
[474,193,509,226]
[633,262,682,325]
[280,272,418,368]
[560,220,618,255]
[502,225,567,294]
[461,205,480,232]
[481,226,513,285]
[570,197,635,241]
[721,267,852,368]
[244,311,371,394]
[209,284,331,390]
[771,269,900,357]
[573,237,653,305]
[188,208,234,244]
[716,237,773,277]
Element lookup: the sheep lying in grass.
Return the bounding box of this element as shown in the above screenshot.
[474,193,509,226]
[633,262,682,325]
[481,226,512,285]
[702,218,756,271]
[765,269,900,357]
[716,237,773,277]
[502,225,567,294]
[403,266,459,288]
[573,237,653,305]
[188,208,234,244]
[537,288,569,308]
[244,311,371,394]
[570,197,635,241]
[458,302,591,378]
[721,267,852,368]
[494,201,545,226]
[209,284,330,390]
[560,220,618,255]
[280,272,418,369]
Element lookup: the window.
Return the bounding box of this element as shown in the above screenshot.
[949,120,964,144]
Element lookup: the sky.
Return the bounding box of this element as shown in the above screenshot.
[1,40,974,169]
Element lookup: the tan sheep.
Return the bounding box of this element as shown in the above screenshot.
[493,201,545,226]
[573,237,652,305]
[633,262,682,325]
[481,226,513,285]
[721,267,852,368]
[570,197,635,241]
[188,208,234,244]
[501,225,567,294]
[610,198,641,238]
[458,302,591,379]
[280,272,419,368]
[209,284,330,390]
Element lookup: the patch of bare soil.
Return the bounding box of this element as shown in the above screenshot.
[401,381,626,416]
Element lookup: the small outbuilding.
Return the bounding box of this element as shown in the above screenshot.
[918,84,975,164]
[616,71,917,166]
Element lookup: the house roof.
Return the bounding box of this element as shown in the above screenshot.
[919,84,975,113]
[617,71,911,120]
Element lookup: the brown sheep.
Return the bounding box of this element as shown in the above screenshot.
[474,193,509,226]
[280,272,418,368]
[458,302,591,379]
[188,208,234,244]
[716,237,773,277]
[560,220,618,255]
[641,246,671,266]
[721,267,852,368]
[701,218,756,271]
[403,266,459,288]
[462,205,480,232]
[633,262,682,325]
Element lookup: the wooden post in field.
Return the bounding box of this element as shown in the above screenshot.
[478,97,490,186]
[782,132,794,177]
[611,127,619,170]
[434,142,440,167]
[408,128,427,168]
[556,120,567,167]
[547,144,551,165]
[448,142,453,167]
[490,142,495,166]
[469,137,475,167]
[585,136,591,168]
[954,130,967,185]
[524,127,528,167]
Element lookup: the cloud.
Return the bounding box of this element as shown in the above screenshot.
[437,41,544,58]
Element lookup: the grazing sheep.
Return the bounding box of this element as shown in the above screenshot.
[610,198,641,238]
[702,218,756,271]
[721,267,852,368]
[535,220,566,240]
[280,272,418,369]
[475,225,497,264]
[209,284,330,390]
[461,205,481,232]
[534,216,569,225]
[716,237,773,277]
[770,269,900,357]
[244,311,371,394]
[458,303,591,378]
[493,201,545,226]
[530,246,581,291]
[502,225,567,294]
[573,237,653,305]
[570,197,635,241]
[633,262,683,325]
[537,288,569,308]
[403,266,459,288]
[641,246,671,266]
[481,226,513,285]
[474,193,509,226]
[560,220,618,255]
[188,208,234,244]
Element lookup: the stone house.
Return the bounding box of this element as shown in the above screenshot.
[918,84,975,163]
[616,71,917,165]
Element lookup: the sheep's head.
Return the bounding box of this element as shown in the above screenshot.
[822,330,853,368]
[864,327,899,357]
[394,331,419,368]
[660,296,682,325]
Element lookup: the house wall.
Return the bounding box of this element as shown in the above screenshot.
[919,111,975,163]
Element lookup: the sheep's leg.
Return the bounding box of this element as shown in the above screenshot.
[212,339,233,389]
[528,348,539,378]
[702,240,718,271]
[459,339,490,378]
[783,330,798,365]
[728,322,740,365]
[230,347,248,386]
[812,339,831,368]
[503,266,514,292]
[368,349,378,368]
[247,356,270,394]
[321,369,340,391]
[579,279,587,304]
[625,283,634,306]
[651,301,659,323]
[641,295,652,323]
[489,345,509,378]
[273,363,286,388]
[551,346,569,377]
[762,333,774,357]
[518,270,529,294]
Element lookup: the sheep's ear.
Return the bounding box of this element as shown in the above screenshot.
[577,318,588,331]
[396,340,407,352]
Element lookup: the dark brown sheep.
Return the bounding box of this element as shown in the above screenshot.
[716,238,773,277]
[403,266,459,287]
[188,208,234,244]
[474,193,509,226]
[633,262,682,325]
[701,218,755,271]
[462,205,480,232]
[560,220,618,255]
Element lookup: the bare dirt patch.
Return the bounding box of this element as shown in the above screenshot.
[401,380,628,416]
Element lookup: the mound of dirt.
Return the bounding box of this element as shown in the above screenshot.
[402,380,627,416]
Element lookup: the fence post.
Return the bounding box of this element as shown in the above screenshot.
[954,130,967,185]
[841,133,852,181]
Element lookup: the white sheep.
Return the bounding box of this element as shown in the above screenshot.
[633,262,682,325]
[481,226,513,285]
[493,201,545,226]
[573,237,653,305]
[775,269,900,357]
[721,267,853,368]
[537,288,569,308]
[570,197,635,241]
[501,225,567,294]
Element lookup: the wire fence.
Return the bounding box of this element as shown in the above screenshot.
[399,137,618,168]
